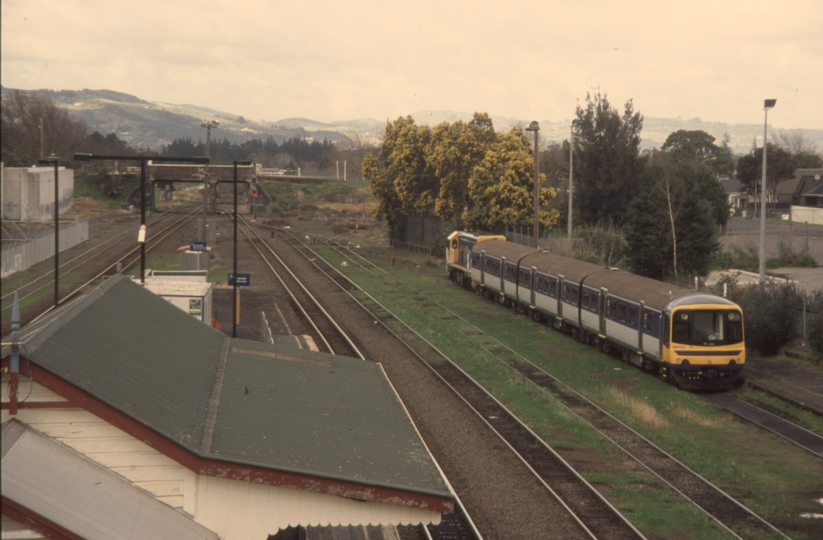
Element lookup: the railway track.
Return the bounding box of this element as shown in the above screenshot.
[703,393,823,458]
[1,206,201,333]
[234,220,483,540]
[261,225,644,540]
[297,234,794,540]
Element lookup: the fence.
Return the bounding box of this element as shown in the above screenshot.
[792,206,823,226]
[390,240,431,256]
[1,220,89,278]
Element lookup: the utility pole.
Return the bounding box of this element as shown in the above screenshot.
[201,120,219,235]
[526,121,540,248]
[568,122,574,244]
[759,99,777,284]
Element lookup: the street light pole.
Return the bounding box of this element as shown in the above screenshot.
[526,121,540,248]
[38,156,60,308]
[74,153,210,283]
[568,123,574,244]
[759,99,776,284]
[233,160,251,338]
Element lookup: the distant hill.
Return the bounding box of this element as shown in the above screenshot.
[0,87,366,150]
[3,87,821,155]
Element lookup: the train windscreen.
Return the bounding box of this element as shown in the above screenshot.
[671,310,743,345]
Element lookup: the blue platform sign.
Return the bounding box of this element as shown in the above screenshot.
[190,241,207,252]
[229,273,251,286]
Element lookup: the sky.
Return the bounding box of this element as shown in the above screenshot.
[2,0,822,130]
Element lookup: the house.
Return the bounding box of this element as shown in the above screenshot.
[775,168,823,206]
[2,274,453,539]
[720,177,748,214]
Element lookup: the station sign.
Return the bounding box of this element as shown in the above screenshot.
[190,241,207,252]
[229,273,251,286]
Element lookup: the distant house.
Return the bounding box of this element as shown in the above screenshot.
[775,168,823,206]
[2,275,453,539]
[721,177,748,213]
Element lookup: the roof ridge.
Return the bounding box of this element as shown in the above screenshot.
[200,335,231,455]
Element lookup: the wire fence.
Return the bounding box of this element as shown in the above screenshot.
[1,220,89,279]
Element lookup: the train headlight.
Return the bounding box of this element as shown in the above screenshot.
[681,359,690,365]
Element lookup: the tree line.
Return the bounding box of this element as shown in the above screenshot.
[362,93,822,281]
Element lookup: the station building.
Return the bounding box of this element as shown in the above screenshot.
[2,274,453,539]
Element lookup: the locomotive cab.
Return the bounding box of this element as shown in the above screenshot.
[662,305,745,389]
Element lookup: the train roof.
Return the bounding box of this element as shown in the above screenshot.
[473,239,536,261]
[583,269,739,311]
[473,239,738,312]
[520,251,606,282]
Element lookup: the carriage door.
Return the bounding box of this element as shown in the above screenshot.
[638,301,645,353]
[599,288,608,336]
[500,257,507,295]
[557,275,564,319]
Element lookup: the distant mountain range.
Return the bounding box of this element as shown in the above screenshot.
[4,87,821,155]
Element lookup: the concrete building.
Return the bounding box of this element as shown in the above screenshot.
[1,164,74,221]
[2,274,453,539]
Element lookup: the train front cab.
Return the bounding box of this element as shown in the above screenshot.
[447,232,505,288]
[660,300,745,390]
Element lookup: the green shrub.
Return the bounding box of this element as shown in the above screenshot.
[731,282,802,356]
[431,234,446,258]
[808,311,823,354]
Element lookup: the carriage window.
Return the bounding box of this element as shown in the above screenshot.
[549,280,556,298]
[520,269,531,287]
[629,306,637,326]
[565,285,578,305]
[618,303,627,322]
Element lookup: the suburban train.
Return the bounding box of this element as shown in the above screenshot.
[446,231,745,390]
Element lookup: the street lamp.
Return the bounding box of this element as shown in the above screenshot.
[759,99,776,284]
[233,160,252,338]
[37,156,60,308]
[525,121,540,248]
[568,122,574,244]
[73,153,210,283]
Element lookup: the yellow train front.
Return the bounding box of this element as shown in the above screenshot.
[447,231,745,390]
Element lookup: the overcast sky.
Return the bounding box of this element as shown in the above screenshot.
[2,0,821,130]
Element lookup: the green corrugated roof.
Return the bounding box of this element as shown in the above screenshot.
[4,274,449,500]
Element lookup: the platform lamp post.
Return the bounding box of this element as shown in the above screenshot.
[759,99,776,284]
[74,154,210,283]
[233,160,252,338]
[525,121,540,248]
[38,156,60,308]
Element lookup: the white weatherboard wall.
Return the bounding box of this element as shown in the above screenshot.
[1,376,441,539]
